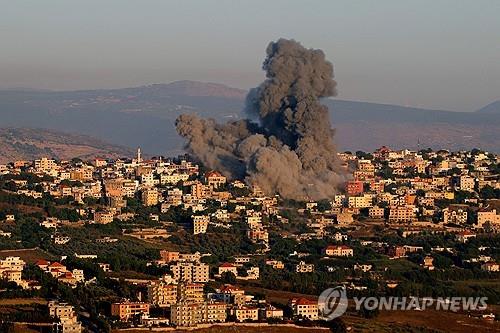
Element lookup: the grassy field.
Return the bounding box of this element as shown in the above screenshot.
[10,324,40,333]
[112,325,328,333]
[111,312,500,333]
[453,279,500,289]
[241,285,317,305]
[0,247,56,263]
[373,309,499,332]
[0,298,47,306]
[369,257,420,271]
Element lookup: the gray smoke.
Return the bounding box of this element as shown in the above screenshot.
[176,39,345,200]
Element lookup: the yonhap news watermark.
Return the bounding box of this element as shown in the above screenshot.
[318,287,488,320]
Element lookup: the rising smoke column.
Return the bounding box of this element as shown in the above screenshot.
[176,38,345,200]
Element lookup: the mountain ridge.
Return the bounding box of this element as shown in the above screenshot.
[475,100,500,114]
[0,80,498,154]
[0,128,133,163]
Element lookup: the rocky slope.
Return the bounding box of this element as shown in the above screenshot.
[0,128,133,163]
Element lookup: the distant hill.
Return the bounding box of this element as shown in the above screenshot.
[475,100,500,114]
[0,81,498,154]
[0,128,133,163]
[143,80,247,99]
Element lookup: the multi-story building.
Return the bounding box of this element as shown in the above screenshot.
[212,284,246,305]
[346,180,364,196]
[481,262,499,272]
[192,215,209,235]
[204,302,227,323]
[387,246,406,258]
[477,209,500,228]
[422,256,435,270]
[148,279,178,307]
[70,167,93,181]
[34,157,57,172]
[289,298,318,320]
[111,302,150,321]
[170,262,210,283]
[369,206,385,219]
[122,180,138,197]
[49,301,77,319]
[159,250,180,263]
[218,263,238,276]
[265,260,285,269]
[0,256,25,271]
[336,212,354,225]
[104,179,124,198]
[458,175,475,192]
[141,188,159,207]
[205,171,226,189]
[388,205,416,223]
[443,206,468,224]
[260,305,284,320]
[48,301,82,333]
[348,194,373,208]
[295,261,314,273]
[160,173,190,185]
[191,182,210,199]
[160,250,201,264]
[171,301,227,327]
[234,306,259,322]
[0,256,25,285]
[324,245,354,257]
[93,211,114,224]
[178,283,204,303]
[1,270,22,284]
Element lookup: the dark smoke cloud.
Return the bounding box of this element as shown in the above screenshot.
[176,39,345,200]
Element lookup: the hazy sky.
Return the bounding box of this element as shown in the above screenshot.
[1,0,499,111]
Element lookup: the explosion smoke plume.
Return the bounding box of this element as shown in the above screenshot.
[176,39,345,200]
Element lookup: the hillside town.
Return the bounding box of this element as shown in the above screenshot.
[0,146,499,332]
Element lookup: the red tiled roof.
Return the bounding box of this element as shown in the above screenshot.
[220,284,241,292]
[206,170,223,178]
[49,262,64,268]
[293,298,317,305]
[326,245,352,250]
[220,262,235,268]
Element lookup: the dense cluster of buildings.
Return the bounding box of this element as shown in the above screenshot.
[0,146,498,328]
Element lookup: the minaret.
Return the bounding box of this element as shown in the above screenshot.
[137,147,142,164]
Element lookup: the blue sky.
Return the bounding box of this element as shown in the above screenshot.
[1,0,499,111]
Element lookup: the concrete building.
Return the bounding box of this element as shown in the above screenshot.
[94,211,114,224]
[289,298,318,320]
[325,245,354,257]
[205,171,226,189]
[389,205,416,223]
[218,263,238,276]
[369,206,385,219]
[348,194,373,208]
[477,209,500,228]
[34,157,57,172]
[111,302,150,321]
[458,175,475,192]
[346,180,364,196]
[234,306,259,322]
[295,261,314,273]
[171,301,227,327]
[141,188,159,207]
[148,280,178,307]
[48,301,82,333]
[192,215,209,235]
[170,262,210,283]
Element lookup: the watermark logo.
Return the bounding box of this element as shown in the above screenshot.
[318,286,488,321]
[318,286,348,320]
